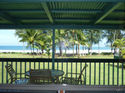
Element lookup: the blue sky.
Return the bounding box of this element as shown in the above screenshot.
[0,29,23,46]
[0,29,107,47]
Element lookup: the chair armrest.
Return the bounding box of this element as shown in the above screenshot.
[65,73,80,77]
[16,77,29,79]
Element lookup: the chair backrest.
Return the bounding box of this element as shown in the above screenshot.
[5,64,17,83]
[30,69,52,84]
[78,64,88,80]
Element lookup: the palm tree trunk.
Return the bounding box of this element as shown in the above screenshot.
[88,47,90,54]
[59,41,62,56]
[90,45,92,55]
[42,49,44,54]
[78,44,80,58]
[33,44,34,54]
[76,44,78,55]
[111,43,113,53]
[73,30,75,57]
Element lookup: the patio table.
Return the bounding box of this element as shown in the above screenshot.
[26,69,64,83]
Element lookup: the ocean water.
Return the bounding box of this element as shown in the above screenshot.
[0,46,111,50]
[0,46,31,50]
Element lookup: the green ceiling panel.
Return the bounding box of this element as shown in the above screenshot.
[0,3,43,10]
[0,0,124,29]
[107,12,125,19]
[48,2,106,10]
[7,12,48,19]
[100,20,125,24]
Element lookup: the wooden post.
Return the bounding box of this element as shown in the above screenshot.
[52,28,55,70]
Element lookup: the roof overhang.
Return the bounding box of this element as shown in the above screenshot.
[0,0,124,29]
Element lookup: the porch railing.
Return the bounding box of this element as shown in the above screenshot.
[0,58,125,86]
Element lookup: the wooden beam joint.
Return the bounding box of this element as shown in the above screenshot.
[41,2,53,23]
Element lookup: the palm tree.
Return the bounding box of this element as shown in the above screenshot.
[35,30,52,54]
[55,29,65,56]
[15,29,43,54]
[75,30,87,57]
[84,30,100,55]
[113,38,125,57]
[94,30,103,54]
[103,30,125,53]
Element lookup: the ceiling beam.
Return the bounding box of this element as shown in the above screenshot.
[95,2,122,24]
[0,24,124,30]
[41,2,53,23]
[0,0,124,3]
[1,9,124,14]
[16,17,125,21]
[51,9,101,13]
[19,18,91,21]
[0,9,101,14]
[0,12,21,24]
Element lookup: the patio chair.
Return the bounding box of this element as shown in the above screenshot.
[5,64,29,84]
[29,69,53,84]
[61,64,88,85]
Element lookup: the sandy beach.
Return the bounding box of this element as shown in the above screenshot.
[0,49,114,54]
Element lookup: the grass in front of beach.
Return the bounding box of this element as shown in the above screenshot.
[0,53,114,59]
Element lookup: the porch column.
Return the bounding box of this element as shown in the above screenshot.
[52,28,55,70]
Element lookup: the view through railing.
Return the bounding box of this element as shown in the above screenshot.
[0,58,125,85]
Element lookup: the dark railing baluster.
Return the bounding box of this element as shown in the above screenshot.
[103,63,105,85]
[6,61,8,84]
[66,62,68,77]
[85,62,86,85]
[16,61,17,77]
[43,62,45,69]
[108,62,110,85]
[117,62,119,86]
[71,62,72,83]
[76,62,77,78]
[29,62,31,71]
[2,61,4,84]
[94,62,96,85]
[11,62,13,83]
[99,62,100,85]
[62,62,63,71]
[89,62,91,85]
[48,62,50,69]
[39,62,40,69]
[80,62,82,85]
[113,62,114,85]
[57,61,59,70]
[25,62,26,78]
[122,62,123,86]
[20,62,22,79]
[34,62,36,69]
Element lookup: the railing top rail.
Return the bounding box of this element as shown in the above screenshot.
[0,84,125,91]
[0,58,125,63]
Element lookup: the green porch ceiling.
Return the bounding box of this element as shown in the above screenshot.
[0,0,124,29]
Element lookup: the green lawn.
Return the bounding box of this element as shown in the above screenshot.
[0,53,114,58]
[0,53,124,85]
